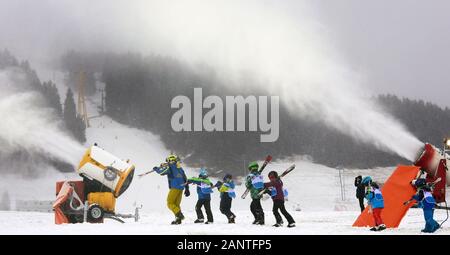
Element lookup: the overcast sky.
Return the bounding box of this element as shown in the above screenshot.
[0,0,449,107]
[311,0,450,107]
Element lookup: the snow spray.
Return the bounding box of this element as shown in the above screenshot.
[0,69,85,167]
[129,0,424,160]
[0,0,424,160]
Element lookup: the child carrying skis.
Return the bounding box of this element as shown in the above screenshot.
[264,171,295,228]
[362,176,386,231]
[187,168,214,224]
[215,173,236,223]
[404,178,440,233]
[245,161,265,225]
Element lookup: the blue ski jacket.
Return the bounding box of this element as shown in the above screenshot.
[219,181,236,199]
[154,162,187,190]
[413,190,436,210]
[365,188,384,209]
[188,177,214,200]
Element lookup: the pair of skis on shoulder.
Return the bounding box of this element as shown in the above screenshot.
[241,155,295,199]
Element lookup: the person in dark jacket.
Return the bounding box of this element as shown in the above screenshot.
[216,173,236,223]
[354,175,365,212]
[264,171,295,228]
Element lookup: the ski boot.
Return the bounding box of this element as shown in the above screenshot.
[256,220,265,226]
[228,215,236,224]
[171,218,182,225]
[252,219,258,225]
[171,212,184,225]
[205,221,213,225]
[273,223,282,227]
[370,226,378,231]
[377,224,386,231]
[194,219,204,223]
[255,215,265,225]
[287,223,296,228]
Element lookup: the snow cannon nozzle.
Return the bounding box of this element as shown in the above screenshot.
[413,143,447,180]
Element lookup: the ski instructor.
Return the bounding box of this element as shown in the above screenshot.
[153,154,190,225]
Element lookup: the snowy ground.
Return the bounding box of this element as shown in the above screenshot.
[1,209,449,235]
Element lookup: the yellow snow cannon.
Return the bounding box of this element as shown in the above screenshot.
[77,145,135,198]
[54,145,139,224]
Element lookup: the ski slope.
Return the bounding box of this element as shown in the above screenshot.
[1,112,449,235]
[0,79,449,235]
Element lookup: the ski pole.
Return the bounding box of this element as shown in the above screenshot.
[138,169,156,178]
[403,199,414,206]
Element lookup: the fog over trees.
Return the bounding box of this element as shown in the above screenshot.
[60,51,450,174]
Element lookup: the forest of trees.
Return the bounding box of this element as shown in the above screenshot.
[63,88,86,143]
[0,49,85,175]
[55,50,450,175]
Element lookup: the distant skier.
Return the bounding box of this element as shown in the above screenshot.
[404,178,440,233]
[245,161,265,225]
[362,176,386,231]
[216,173,236,223]
[354,175,365,212]
[153,154,190,225]
[187,168,214,224]
[264,171,295,228]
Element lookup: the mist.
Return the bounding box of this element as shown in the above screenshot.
[0,69,85,167]
[0,0,425,161]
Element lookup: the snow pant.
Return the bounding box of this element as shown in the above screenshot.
[357,197,365,212]
[196,199,214,222]
[220,194,235,219]
[167,188,183,215]
[273,200,295,224]
[372,208,384,226]
[423,209,440,233]
[250,198,264,223]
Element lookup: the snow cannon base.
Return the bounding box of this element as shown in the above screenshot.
[53,180,140,224]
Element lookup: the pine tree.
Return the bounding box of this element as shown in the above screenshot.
[0,49,18,68]
[42,81,62,116]
[63,88,86,143]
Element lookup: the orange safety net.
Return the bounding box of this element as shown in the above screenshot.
[54,207,69,224]
[53,181,73,224]
[353,165,420,228]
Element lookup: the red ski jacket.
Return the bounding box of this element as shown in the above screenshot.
[264,179,285,201]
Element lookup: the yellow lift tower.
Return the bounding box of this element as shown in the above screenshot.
[77,71,90,127]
